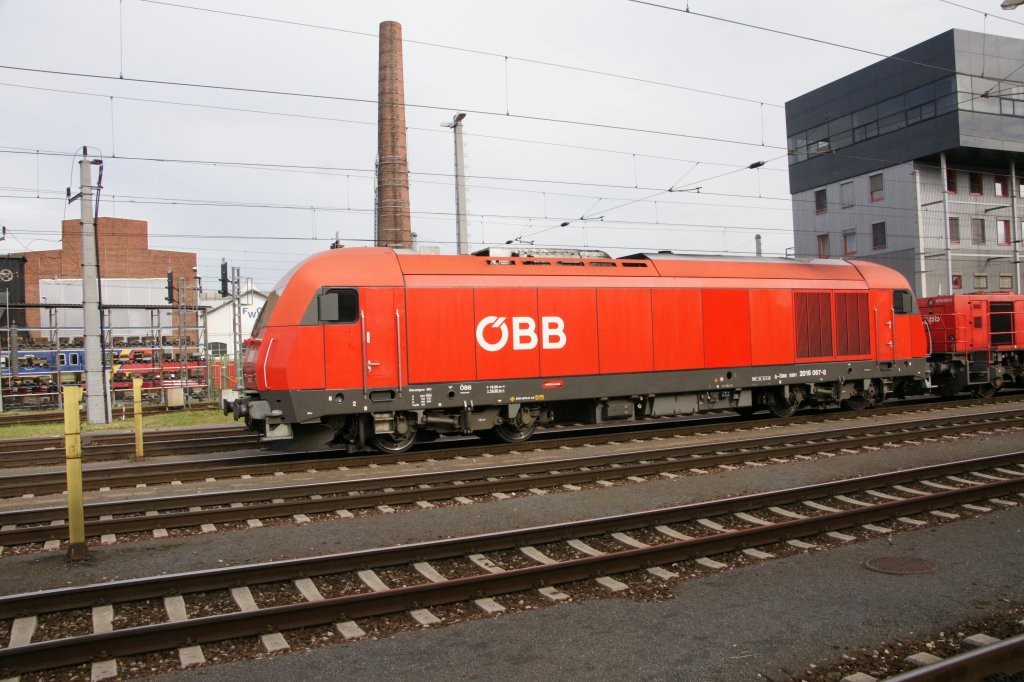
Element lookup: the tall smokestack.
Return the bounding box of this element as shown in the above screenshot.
[376,20,413,249]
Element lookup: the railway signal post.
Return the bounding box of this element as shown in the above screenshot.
[63,385,88,560]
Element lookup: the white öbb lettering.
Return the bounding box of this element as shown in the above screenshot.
[476,316,566,352]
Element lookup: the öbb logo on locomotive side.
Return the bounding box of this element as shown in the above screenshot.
[475,316,566,352]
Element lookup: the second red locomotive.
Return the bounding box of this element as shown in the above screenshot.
[226,247,933,452]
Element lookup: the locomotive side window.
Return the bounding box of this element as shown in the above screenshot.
[893,289,917,315]
[318,288,359,324]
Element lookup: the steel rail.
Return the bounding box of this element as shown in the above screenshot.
[1,412,1023,545]
[2,392,1020,467]
[0,461,1022,676]
[1,450,1022,618]
[0,424,247,452]
[2,406,1023,499]
[0,433,259,469]
[882,632,1024,681]
[0,403,219,427]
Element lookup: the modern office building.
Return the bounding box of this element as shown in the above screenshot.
[786,29,1024,296]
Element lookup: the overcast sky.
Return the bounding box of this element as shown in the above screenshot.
[0,0,1019,291]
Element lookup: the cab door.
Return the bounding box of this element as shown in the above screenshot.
[872,290,895,361]
[969,300,989,350]
[361,287,405,391]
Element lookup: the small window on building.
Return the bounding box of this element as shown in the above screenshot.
[208,342,228,356]
[1000,274,1013,290]
[815,188,828,214]
[946,169,957,193]
[869,173,884,201]
[872,222,886,250]
[843,230,857,255]
[952,274,963,290]
[840,181,853,208]
[949,217,960,244]
[969,172,983,195]
[817,234,830,258]
[975,274,989,290]
[972,218,986,245]
[998,219,1011,246]
[995,175,1009,197]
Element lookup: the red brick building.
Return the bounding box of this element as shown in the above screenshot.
[13,218,197,328]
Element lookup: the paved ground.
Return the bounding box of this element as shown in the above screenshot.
[154,507,1024,682]
[2,426,1022,680]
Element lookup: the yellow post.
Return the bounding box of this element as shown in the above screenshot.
[63,385,88,560]
[133,376,144,460]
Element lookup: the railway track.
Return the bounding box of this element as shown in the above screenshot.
[1,393,1020,472]
[0,402,219,427]
[2,407,1023,549]
[0,425,258,468]
[0,451,1022,678]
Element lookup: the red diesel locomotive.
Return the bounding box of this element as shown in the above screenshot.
[919,293,1024,397]
[226,247,936,452]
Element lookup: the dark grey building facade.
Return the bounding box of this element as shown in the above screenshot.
[786,29,1024,296]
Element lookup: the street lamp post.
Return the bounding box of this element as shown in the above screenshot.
[443,113,469,255]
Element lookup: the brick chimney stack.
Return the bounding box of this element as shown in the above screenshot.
[376,20,413,249]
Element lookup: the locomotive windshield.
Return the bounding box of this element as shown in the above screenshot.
[251,291,278,334]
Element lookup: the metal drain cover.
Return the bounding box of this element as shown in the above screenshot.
[863,556,939,575]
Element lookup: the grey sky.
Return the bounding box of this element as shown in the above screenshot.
[0,0,1016,291]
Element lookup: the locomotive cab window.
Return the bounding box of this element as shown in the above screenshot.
[318,288,359,324]
[893,289,917,315]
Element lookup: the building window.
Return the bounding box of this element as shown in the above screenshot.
[817,234,830,258]
[974,273,989,290]
[840,181,853,208]
[1000,274,1013,290]
[815,188,828,214]
[872,222,886,250]
[949,217,960,244]
[869,173,884,201]
[995,175,1009,198]
[972,218,986,245]
[998,219,1011,246]
[969,172,983,195]
[952,274,962,290]
[947,169,957,193]
[843,230,858,255]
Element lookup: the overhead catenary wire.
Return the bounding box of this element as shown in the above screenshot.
[134,0,783,109]
[2,0,1016,291]
[0,63,784,151]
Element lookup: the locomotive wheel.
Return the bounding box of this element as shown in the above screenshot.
[972,383,998,399]
[842,385,877,411]
[841,394,872,411]
[369,429,417,453]
[766,390,801,418]
[488,420,538,443]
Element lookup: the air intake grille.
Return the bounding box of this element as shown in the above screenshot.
[796,292,833,358]
[835,292,870,356]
